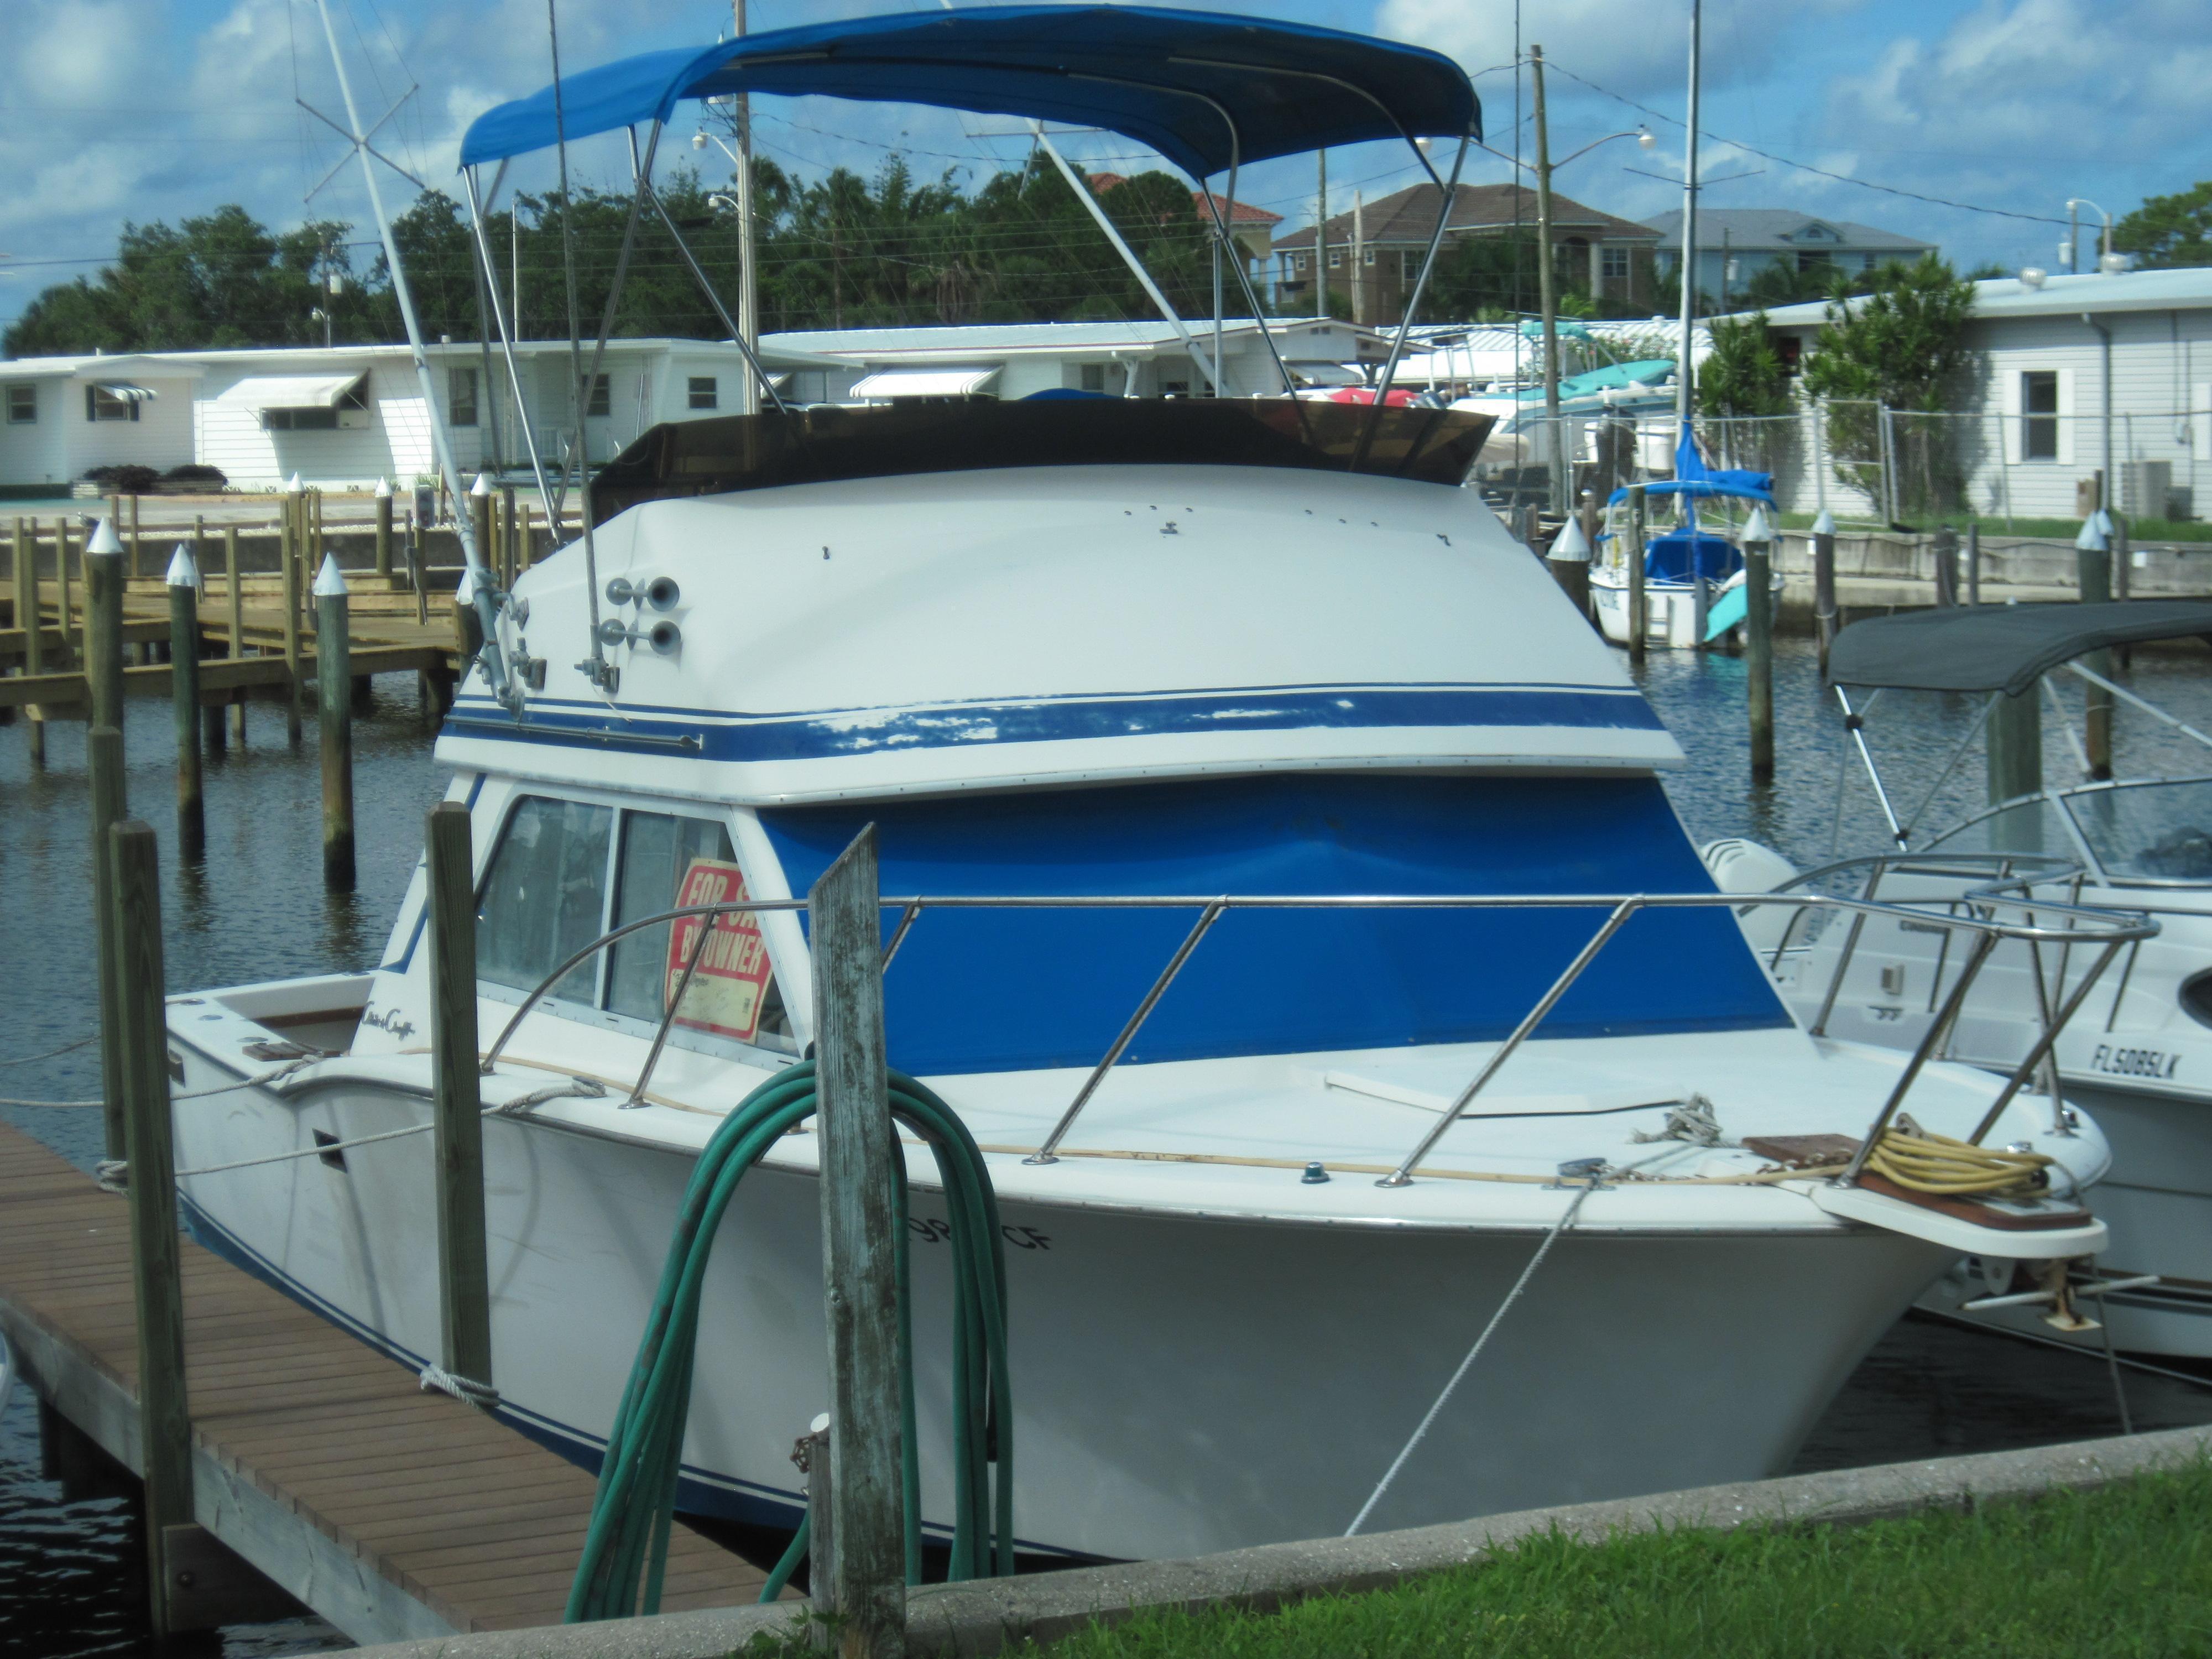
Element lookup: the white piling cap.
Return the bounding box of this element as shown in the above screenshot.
[86,518,123,556]
[1744,506,1773,544]
[314,554,349,599]
[164,542,201,589]
[1811,508,1836,536]
[1548,516,1592,561]
[455,566,478,604]
[285,472,305,494]
[374,476,392,499]
[471,473,493,497]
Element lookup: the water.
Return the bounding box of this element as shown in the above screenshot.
[4,639,2212,1653]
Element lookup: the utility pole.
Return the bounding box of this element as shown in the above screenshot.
[1532,44,1565,515]
[1676,0,1703,437]
[732,0,759,416]
[1351,191,1366,327]
[1315,150,1329,319]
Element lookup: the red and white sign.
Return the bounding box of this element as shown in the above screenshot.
[665,859,775,1044]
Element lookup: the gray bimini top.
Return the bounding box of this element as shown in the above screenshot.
[1830,601,2212,697]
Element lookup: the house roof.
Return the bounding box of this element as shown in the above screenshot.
[1640,208,1934,254]
[1738,265,2212,329]
[1274,182,1661,252]
[1086,173,1284,227]
[763,319,1382,363]
[0,337,839,377]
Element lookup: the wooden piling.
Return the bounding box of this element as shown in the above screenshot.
[805,1416,837,1646]
[374,482,394,582]
[224,526,246,745]
[2079,521,2114,780]
[1966,521,1981,607]
[14,519,44,767]
[1813,520,1838,677]
[470,483,494,594]
[518,504,535,573]
[1624,485,1647,666]
[86,523,127,728]
[168,547,204,858]
[197,520,224,758]
[59,523,75,671]
[316,559,355,890]
[426,802,492,1388]
[2114,513,2135,670]
[1988,686,2043,807]
[1745,536,1775,785]
[1933,526,1959,607]
[809,825,906,1659]
[127,494,142,580]
[499,486,518,588]
[281,501,304,745]
[110,818,196,1639]
[88,728,128,1162]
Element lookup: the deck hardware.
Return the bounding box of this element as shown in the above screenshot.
[596,618,681,655]
[1879,962,1905,995]
[312,1130,348,1172]
[1549,1157,1610,1190]
[643,576,680,609]
[2007,1140,2034,1154]
[1301,1161,1329,1184]
[604,576,635,607]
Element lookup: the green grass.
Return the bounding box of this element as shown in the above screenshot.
[1775,511,2212,542]
[1023,1461,2212,1659]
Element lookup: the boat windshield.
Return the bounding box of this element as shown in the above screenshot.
[759,773,1788,1077]
[2061,779,2212,883]
[1926,797,2083,862]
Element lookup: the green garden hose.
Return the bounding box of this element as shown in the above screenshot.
[565,1061,1014,1623]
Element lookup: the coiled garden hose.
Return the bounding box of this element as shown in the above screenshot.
[565,1061,1014,1623]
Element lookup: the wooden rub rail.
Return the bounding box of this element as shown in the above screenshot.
[0,1123,771,1642]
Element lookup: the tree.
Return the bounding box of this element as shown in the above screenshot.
[1698,309,1794,471]
[2115,182,2212,269]
[1798,254,1976,515]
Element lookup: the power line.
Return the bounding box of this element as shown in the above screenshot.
[1547,61,2072,228]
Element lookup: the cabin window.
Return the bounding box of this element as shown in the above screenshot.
[586,374,612,418]
[450,367,479,427]
[607,811,791,1046]
[6,385,35,424]
[2022,371,2060,461]
[476,796,615,1005]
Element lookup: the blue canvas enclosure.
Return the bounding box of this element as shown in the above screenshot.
[1645,529,1744,583]
[761,773,1790,1077]
[459,6,1479,177]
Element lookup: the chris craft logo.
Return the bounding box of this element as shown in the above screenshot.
[2090,1043,2181,1080]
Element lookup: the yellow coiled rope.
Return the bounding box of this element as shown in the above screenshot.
[1855,1125,2053,1198]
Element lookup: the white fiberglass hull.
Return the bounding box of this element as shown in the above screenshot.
[173,1068,1951,1561]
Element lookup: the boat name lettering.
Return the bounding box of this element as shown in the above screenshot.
[907,1216,1053,1251]
[358,1006,418,1042]
[2090,1044,2181,1080]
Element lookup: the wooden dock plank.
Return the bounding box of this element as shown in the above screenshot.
[0,1125,774,1643]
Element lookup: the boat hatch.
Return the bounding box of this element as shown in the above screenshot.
[588,400,1494,523]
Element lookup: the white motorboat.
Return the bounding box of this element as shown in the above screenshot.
[1712,601,2212,1356]
[164,8,2124,1568]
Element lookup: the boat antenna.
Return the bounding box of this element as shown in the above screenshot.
[1675,0,1702,437]
[306,0,513,711]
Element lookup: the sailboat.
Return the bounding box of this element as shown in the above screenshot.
[1589,421,1786,649]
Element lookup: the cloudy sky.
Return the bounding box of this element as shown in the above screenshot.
[3,0,2206,335]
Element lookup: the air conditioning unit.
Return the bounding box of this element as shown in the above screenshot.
[2121,460,2172,519]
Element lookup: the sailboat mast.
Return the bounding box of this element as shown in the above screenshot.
[1675,0,1701,431]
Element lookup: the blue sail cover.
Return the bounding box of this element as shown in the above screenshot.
[460,6,1479,178]
[761,774,1788,1077]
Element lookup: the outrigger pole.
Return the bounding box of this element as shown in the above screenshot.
[308,0,513,709]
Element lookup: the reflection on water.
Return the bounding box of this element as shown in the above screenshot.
[1,635,2210,1652]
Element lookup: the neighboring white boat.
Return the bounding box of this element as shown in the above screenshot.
[160,8,2128,1568]
[1588,425,1783,651]
[1713,601,2212,1357]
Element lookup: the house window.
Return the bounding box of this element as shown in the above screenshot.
[85,385,140,422]
[2022,371,2060,461]
[1328,249,1343,269]
[687,375,718,410]
[1796,249,1835,274]
[1401,251,1420,280]
[1363,247,1376,266]
[1080,364,1107,393]
[262,379,367,432]
[1861,252,1880,272]
[1601,246,1631,282]
[450,367,478,427]
[475,793,792,1050]
[586,374,612,418]
[1294,253,1308,273]
[6,385,34,424]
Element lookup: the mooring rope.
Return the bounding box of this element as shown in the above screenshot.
[0,1032,97,1070]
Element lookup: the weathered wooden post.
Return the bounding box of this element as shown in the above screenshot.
[1933,525,1959,607]
[88,728,129,1161]
[1812,508,1838,679]
[2112,511,2134,669]
[804,1413,837,1641]
[1744,507,1776,785]
[518,504,536,573]
[85,518,127,729]
[426,802,492,1390]
[282,479,305,745]
[499,484,518,589]
[1691,575,1710,653]
[1988,685,2043,807]
[224,526,246,745]
[2077,510,2114,780]
[470,474,495,593]
[127,492,143,581]
[111,818,195,1638]
[1544,512,1593,623]
[373,477,394,582]
[197,523,225,757]
[15,518,45,768]
[1625,484,1648,666]
[1966,520,1981,607]
[808,826,905,1659]
[316,557,355,890]
[166,546,205,859]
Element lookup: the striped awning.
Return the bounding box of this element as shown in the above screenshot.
[91,383,158,402]
[847,367,1000,400]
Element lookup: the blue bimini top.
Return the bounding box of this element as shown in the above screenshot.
[460,6,1479,179]
[760,772,1789,1077]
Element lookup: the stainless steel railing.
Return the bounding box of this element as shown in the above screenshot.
[476,881,2155,1192]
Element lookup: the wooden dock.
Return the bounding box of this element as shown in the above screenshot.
[0,1122,775,1644]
